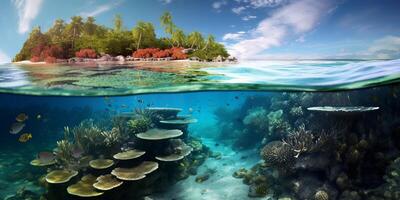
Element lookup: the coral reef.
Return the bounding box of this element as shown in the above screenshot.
[29,106,209,200]
[228,86,400,199]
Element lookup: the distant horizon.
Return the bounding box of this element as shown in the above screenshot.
[1,0,400,63]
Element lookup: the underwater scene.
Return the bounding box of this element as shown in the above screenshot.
[1,0,400,199]
[1,62,400,200]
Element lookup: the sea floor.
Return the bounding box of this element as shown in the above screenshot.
[0,138,261,200]
[151,138,263,200]
[0,147,44,199]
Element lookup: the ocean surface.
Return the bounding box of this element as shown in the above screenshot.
[0,59,400,200]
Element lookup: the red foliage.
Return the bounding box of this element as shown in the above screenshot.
[75,49,97,58]
[42,45,63,59]
[30,56,41,62]
[44,56,57,63]
[171,47,187,60]
[133,47,187,60]
[153,50,171,58]
[30,45,64,63]
[133,48,160,58]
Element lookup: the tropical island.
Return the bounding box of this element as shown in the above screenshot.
[13,12,233,64]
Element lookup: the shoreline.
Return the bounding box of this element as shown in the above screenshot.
[13,59,238,66]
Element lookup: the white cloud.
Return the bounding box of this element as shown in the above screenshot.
[226,0,333,58]
[13,0,44,34]
[212,0,227,10]
[232,6,247,14]
[81,1,122,17]
[236,0,287,8]
[160,0,173,4]
[0,50,11,64]
[241,15,257,21]
[367,36,400,59]
[223,31,246,41]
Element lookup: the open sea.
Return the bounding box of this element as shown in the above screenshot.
[0,59,400,200]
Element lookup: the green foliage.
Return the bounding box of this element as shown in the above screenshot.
[102,30,133,56]
[187,31,204,49]
[114,14,123,32]
[15,13,229,61]
[14,26,50,61]
[132,21,157,50]
[190,41,229,61]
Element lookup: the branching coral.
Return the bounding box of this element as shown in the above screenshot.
[63,120,124,157]
[101,128,124,149]
[55,139,74,168]
[126,108,154,134]
[282,125,332,158]
[127,117,151,134]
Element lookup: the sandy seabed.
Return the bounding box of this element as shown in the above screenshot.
[151,138,265,200]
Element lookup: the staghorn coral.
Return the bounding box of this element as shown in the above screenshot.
[55,139,74,167]
[101,127,124,149]
[282,125,332,158]
[64,120,124,156]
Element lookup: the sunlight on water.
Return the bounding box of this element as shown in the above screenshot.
[0,59,400,96]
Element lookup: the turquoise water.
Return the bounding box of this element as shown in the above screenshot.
[0,60,400,200]
[1,59,400,96]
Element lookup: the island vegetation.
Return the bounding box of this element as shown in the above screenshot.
[14,12,230,63]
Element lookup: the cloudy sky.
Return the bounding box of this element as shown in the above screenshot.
[0,0,400,63]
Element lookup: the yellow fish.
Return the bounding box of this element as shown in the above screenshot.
[16,113,28,122]
[18,133,32,143]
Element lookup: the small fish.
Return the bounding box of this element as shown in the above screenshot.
[36,114,42,120]
[18,133,32,143]
[234,96,239,100]
[121,104,128,108]
[188,108,193,113]
[10,122,25,134]
[226,103,230,106]
[16,113,28,122]
[137,99,143,103]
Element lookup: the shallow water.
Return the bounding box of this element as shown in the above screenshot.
[1,61,400,200]
[1,59,400,96]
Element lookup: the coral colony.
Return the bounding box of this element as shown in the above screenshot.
[31,107,210,199]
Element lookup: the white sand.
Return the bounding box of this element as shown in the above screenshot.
[151,138,268,200]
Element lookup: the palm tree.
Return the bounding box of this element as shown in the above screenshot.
[172,29,185,47]
[202,35,215,50]
[132,22,146,50]
[114,14,123,32]
[160,11,176,47]
[188,32,204,49]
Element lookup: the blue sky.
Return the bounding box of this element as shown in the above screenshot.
[0,0,399,62]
